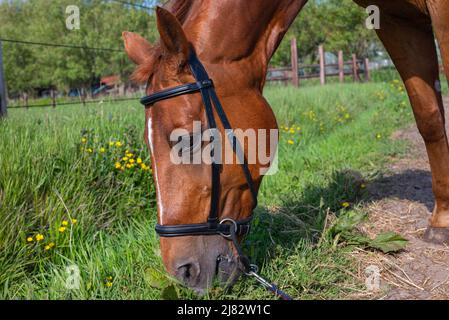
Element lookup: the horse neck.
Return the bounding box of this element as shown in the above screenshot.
[180,0,307,91]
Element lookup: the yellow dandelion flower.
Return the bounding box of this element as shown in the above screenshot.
[289,128,295,134]
[115,162,122,169]
[129,158,135,164]
[109,141,114,147]
[126,153,134,158]
[100,147,106,153]
[62,220,68,226]
[36,234,44,241]
[342,202,350,208]
[81,138,87,144]
[71,219,77,224]
[115,141,123,147]
[27,236,34,243]
[106,281,113,287]
[86,148,93,153]
[58,226,66,233]
[49,242,55,248]
[122,157,129,162]
[287,140,294,145]
[106,276,113,281]
[376,134,382,139]
[44,245,51,251]
[137,158,143,164]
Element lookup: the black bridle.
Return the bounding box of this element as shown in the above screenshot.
[141,51,257,242]
[140,49,292,300]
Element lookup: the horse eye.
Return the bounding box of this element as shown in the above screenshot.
[175,133,202,156]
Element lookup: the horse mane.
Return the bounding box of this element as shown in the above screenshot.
[131,0,196,84]
[165,0,196,24]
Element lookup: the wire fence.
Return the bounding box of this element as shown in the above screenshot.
[0,0,165,114]
[0,38,124,53]
[8,97,141,109]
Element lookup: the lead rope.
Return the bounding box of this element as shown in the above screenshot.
[229,228,293,301]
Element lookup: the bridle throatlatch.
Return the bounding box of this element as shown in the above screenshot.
[140,50,292,300]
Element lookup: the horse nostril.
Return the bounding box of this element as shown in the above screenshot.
[180,264,192,279]
[176,262,200,284]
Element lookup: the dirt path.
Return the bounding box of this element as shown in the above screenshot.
[355,96,449,300]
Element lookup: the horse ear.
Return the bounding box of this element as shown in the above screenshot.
[122,31,153,65]
[156,6,189,60]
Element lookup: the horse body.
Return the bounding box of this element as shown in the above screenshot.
[123,0,449,292]
[163,0,308,91]
[353,0,449,241]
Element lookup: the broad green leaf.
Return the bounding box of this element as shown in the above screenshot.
[369,232,408,253]
[330,210,367,235]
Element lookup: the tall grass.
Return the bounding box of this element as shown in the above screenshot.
[0,81,415,299]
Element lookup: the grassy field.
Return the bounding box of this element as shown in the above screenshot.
[0,80,416,299]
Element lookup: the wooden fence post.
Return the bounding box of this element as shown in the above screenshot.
[338,50,344,83]
[24,92,29,109]
[290,38,299,87]
[0,41,7,118]
[319,45,326,85]
[81,88,86,106]
[364,58,371,82]
[51,88,56,108]
[352,54,359,82]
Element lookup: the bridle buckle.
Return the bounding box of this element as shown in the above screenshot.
[218,218,238,239]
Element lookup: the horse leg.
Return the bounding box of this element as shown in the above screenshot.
[423,1,449,242]
[374,12,449,243]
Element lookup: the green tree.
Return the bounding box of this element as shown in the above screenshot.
[0,0,159,96]
[0,1,38,95]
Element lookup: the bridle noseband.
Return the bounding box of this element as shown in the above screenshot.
[140,50,292,300]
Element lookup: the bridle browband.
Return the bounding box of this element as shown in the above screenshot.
[140,49,292,300]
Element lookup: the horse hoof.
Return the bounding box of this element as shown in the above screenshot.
[423,227,449,245]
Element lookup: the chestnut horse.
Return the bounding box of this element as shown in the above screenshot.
[123,0,449,292]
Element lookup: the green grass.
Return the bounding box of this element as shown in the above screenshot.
[0,80,415,299]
